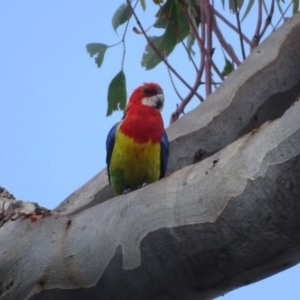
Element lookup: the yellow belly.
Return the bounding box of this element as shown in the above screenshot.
[109,130,160,194]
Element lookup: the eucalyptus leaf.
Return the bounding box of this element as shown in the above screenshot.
[293,0,299,14]
[142,31,177,70]
[229,0,244,12]
[153,0,172,29]
[153,16,168,29]
[107,71,127,116]
[86,43,108,68]
[140,0,146,11]
[221,58,234,76]
[112,3,132,32]
[241,0,255,21]
[143,0,189,69]
[176,2,190,41]
[186,33,196,56]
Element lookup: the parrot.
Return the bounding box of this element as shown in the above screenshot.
[106,82,169,196]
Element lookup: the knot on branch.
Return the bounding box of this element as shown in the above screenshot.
[0,186,15,200]
[0,191,51,227]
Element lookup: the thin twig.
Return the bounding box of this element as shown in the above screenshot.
[170,35,205,120]
[211,59,224,81]
[181,40,199,73]
[202,0,213,95]
[212,21,241,66]
[213,8,251,45]
[120,2,136,69]
[273,0,292,30]
[233,0,246,60]
[262,0,276,30]
[170,1,205,123]
[259,0,275,40]
[175,2,207,105]
[181,1,209,56]
[251,0,263,49]
[166,63,183,101]
[170,70,205,124]
[275,0,285,20]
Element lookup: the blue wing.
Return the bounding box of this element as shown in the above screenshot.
[106,122,120,183]
[160,131,169,178]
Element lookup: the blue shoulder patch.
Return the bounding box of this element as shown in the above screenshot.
[106,122,120,183]
[160,131,169,178]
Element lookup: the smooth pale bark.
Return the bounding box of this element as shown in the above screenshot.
[1,12,300,300]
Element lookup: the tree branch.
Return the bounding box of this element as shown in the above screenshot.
[2,94,300,300]
[212,19,241,66]
[233,0,246,59]
[202,0,213,95]
[213,8,251,45]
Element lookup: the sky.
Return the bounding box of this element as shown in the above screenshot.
[1,1,300,299]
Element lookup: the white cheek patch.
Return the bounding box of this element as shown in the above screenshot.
[141,96,158,107]
[141,94,164,111]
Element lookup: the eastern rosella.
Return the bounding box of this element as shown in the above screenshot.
[106,82,169,195]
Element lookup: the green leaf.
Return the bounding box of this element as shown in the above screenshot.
[142,31,177,70]
[153,15,168,29]
[154,0,189,38]
[107,71,127,116]
[186,33,196,56]
[154,0,173,29]
[175,3,190,41]
[241,0,255,21]
[112,3,132,32]
[140,0,146,10]
[86,43,108,68]
[221,58,234,76]
[141,36,164,70]
[143,0,189,69]
[293,0,299,14]
[229,0,244,12]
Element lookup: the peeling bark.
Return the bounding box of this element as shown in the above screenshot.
[1,13,300,300]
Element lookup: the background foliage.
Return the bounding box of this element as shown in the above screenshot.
[87,0,299,121]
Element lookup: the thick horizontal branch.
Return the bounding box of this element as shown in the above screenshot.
[167,12,300,172]
[1,95,300,300]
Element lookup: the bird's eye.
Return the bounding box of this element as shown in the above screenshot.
[143,88,156,95]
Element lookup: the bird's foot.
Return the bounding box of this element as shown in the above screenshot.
[137,182,148,189]
[123,188,132,194]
